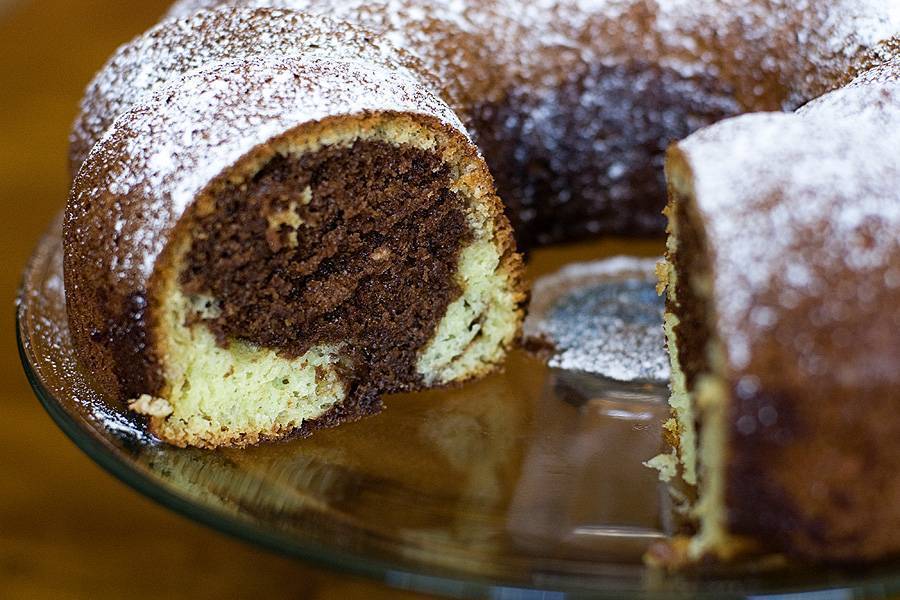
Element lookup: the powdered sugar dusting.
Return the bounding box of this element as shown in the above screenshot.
[524,257,669,382]
[163,1,898,101]
[69,8,431,174]
[72,0,900,245]
[64,0,900,393]
[68,55,467,286]
[678,71,900,385]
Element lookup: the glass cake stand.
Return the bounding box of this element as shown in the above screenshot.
[18,215,900,599]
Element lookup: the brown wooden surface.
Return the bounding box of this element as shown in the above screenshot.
[0,1,432,597]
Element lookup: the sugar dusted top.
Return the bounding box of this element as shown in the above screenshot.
[676,67,900,389]
[65,0,900,395]
[67,55,467,285]
[69,8,432,174]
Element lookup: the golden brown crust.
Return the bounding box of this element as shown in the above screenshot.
[145,386,385,449]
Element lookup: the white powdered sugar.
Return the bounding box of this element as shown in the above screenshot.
[70,0,900,247]
[70,8,430,174]
[677,70,900,383]
[524,257,670,382]
[68,55,467,283]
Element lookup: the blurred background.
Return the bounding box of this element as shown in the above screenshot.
[0,1,430,597]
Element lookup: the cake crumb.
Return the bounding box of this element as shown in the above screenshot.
[655,259,670,296]
[370,246,392,261]
[266,200,304,249]
[522,257,669,382]
[266,187,311,250]
[662,417,681,449]
[129,394,174,418]
[644,452,679,482]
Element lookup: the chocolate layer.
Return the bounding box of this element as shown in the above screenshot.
[668,193,714,393]
[179,140,471,395]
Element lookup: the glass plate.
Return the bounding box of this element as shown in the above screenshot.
[18,215,900,599]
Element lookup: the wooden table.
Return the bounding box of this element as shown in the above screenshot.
[0,1,430,597]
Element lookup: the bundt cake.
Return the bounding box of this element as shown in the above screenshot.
[66,11,525,448]
[64,0,900,563]
[658,61,900,562]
